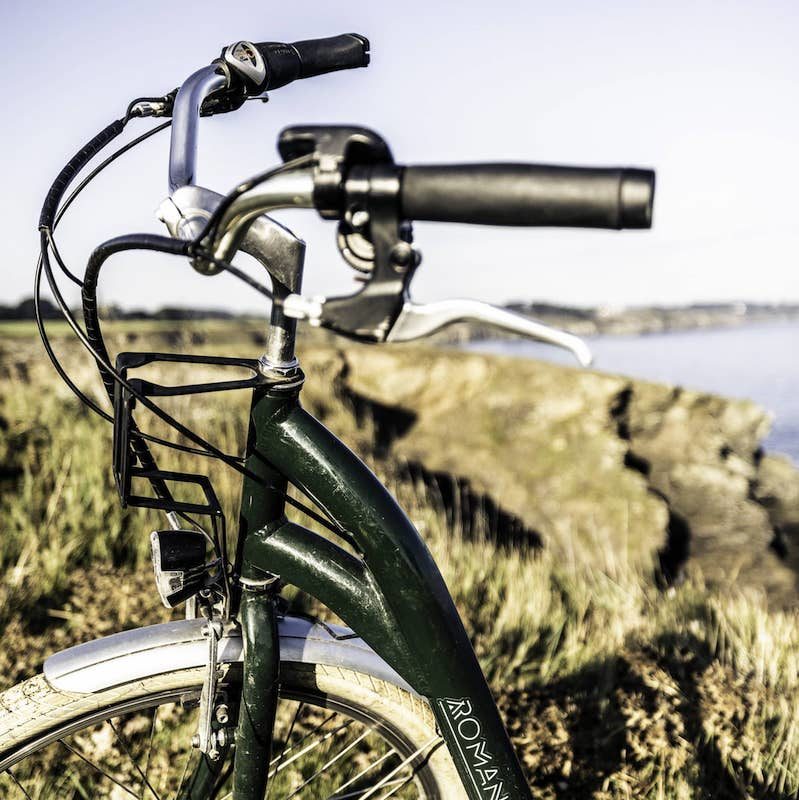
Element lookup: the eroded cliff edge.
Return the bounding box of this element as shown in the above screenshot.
[299,343,799,606]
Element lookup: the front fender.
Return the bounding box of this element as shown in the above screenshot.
[43,615,412,695]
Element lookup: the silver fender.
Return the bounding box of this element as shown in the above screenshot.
[44,615,413,695]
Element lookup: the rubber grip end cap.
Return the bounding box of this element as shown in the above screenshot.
[619,169,655,229]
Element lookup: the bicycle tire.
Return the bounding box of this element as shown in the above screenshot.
[0,623,467,799]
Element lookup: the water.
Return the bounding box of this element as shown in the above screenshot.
[465,321,798,462]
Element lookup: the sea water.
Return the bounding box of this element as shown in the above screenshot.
[465,320,798,463]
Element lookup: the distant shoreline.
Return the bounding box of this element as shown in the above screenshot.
[430,302,799,344]
[2,297,797,340]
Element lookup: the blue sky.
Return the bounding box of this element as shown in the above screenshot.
[4,0,798,311]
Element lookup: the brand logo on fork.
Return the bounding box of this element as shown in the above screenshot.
[437,698,510,800]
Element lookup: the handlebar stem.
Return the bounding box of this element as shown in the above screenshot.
[168,65,228,193]
[209,170,316,261]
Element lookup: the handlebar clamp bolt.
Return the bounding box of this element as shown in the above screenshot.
[350,209,370,229]
[389,242,416,273]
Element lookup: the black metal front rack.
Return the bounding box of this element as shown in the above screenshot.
[112,351,266,517]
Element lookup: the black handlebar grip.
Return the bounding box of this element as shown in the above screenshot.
[400,164,655,230]
[252,34,369,92]
[292,34,370,78]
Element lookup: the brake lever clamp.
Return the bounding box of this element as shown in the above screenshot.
[278,125,420,342]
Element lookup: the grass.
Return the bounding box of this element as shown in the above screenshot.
[1,323,799,798]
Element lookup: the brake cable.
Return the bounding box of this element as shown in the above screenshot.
[37,111,352,544]
[43,228,349,541]
[34,117,236,459]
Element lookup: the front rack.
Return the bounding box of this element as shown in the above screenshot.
[112,351,266,516]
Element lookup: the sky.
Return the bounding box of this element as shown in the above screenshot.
[3,0,799,312]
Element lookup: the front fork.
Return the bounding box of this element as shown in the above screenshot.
[230,383,291,798]
[179,590,280,800]
[231,588,281,797]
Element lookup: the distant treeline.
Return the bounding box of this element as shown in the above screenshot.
[0,299,241,322]
[3,297,798,325]
[505,300,799,318]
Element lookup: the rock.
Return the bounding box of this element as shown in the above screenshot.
[621,383,797,603]
[753,454,799,576]
[300,342,799,606]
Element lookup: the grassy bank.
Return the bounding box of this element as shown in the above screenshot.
[1,323,799,798]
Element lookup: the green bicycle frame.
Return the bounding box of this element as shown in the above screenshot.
[229,376,533,800]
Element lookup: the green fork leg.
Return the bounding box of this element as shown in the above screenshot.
[232,588,281,799]
[230,386,290,799]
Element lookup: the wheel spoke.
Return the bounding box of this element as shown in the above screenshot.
[269,719,354,778]
[108,719,163,800]
[269,710,336,766]
[266,700,304,799]
[284,725,377,800]
[4,769,34,800]
[326,748,397,799]
[377,770,418,800]
[59,738,140,798]
[140,706,159,800]
[356,736,441,800]
[173,744,196,800]
[331,782,409,800]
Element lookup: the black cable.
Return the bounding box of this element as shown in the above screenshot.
[75,230,349,537]
[34,256,241,459]
[35,250,241,460]
[35,258,213,537]
[38,113,272,435]
[44,229,261,554]
[54,231,346,533]
[41,231,245,470]
[43,231,344,539]
[37,116,349,543]
[35,117,159,419]
[34,119,239,460]
[54,120,173,235]
[42,232,191,506]
[185,244,273,300]
[34,254,110,419]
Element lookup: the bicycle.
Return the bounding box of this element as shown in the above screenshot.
[0,34,654,799]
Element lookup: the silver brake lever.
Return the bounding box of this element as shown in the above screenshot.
[386,299,593,367]
[281,294,592,366]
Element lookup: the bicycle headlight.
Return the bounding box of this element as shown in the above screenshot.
[150,530,209,608]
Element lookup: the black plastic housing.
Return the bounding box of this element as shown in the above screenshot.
[150,529,209,608]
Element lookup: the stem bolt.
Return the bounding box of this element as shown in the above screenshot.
[390,242,415,272]
[350,209,370,229]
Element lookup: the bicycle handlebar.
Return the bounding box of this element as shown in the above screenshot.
[400,163,655,230]
[168,35,369,192]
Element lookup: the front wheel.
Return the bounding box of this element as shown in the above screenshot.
[0,642,466,798]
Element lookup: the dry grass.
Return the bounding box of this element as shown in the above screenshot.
[1,323,799,798]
